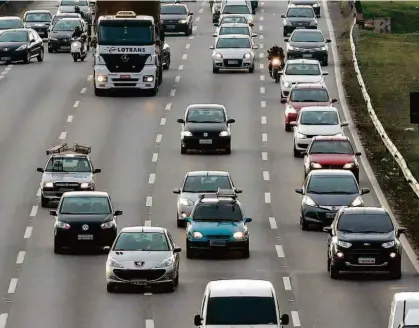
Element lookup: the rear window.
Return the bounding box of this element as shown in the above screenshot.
[183,176,232,193]
[309,140,354,154]
[206,296,278,325]
[307,175,358,194]
[193,203,243,221]
[219,26,249,35]
[0,19,24,29]
[222,5,250,14]
[290,88,329,102]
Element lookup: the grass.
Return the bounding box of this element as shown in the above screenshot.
[336,2,419,252]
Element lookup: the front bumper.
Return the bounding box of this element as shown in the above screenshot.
[287,49,327,62]
[0,50,29,62]
[55,228,117,248]
[307,165,359,178]
[187,238,249,251]
[94,65,157,90]
[177,205,193,222]
[181,136,231,150]
[106,267,176,286]
[301,204,341,226]
[213,57,254,70]
[283,24,317,35]
[162,21,189,33]
[41,186,94,200]
[30,26,49,36]
[48,39,71,51]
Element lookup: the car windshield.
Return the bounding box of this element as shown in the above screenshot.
[45,156,92,172]
[291,31,324,42]
[113,232,170,251]
[309,140,354,154]
[60,0,88,6]
[0,19,24,29]
[287,7,314,17]
[307,175,358,194]
[285,63,320,75]
[60,196,111,215]
[337,213,394,233]
[206,297,278,325]
[0,31,28,42]
[25,13,52,22]
[300,111,339,125]
[221,16,248,24]
[290,0,318,4]
[186,108,226,123]
[219,26,249,35]
[52,20,81,31]
[161,5,187,14]
[98,20,153,46]
[193,203,243,221]
[216,37,250,48]
[290,89,329,102]
[222,5,250,14]
[183,175,232,193]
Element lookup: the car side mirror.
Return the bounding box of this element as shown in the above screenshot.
[251,33,257,37]
[173,188,181,194]
[212,33,217,37]
[280,99,287,103]
[323,226,332,234]
[49,210,57,216]
[37,167,44,173]
[177,118,185,124]
[295,187,303,194]
[184,217,192,223]
[280,14,285,18]
[194,315,202,326]
[252,45,259,49]
[173,246,182,253]
[234,188,242,193]
[189,12,193,15]
[209,46,215,49]
[355,152,362,156]
[361,188,370,195]
[322,71,329,75]
[326,38,331,43]
[114,210,123,216]
[227,118,235,124]
[281,314,290,326]
[284,38,289,42]
[290,121,297,126]
[244,217,252,223]
[94,168,101,174]
[341,122,348,127]
[397,227,407,237]
[331,98,338,103]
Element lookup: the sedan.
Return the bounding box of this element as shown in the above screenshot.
[106,226,181,293]
[50,191,122,253]
[211,34,258,73]
[292,106,348,156]
[295,169,370,230]
[213,23,257,39]
[23,10,52,38]
[219,3,253,25]
[279,59,328,98]
[281,5,317,36]
[285,29,331,66]
[177,104,235,154]
[0,29,44,64]
[160,4,194,36]
[48,17,85,53]
[288,0,321,17]
[173,170,242,227]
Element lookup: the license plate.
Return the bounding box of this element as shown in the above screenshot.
[61,46,70,50]
[1,57,10,61]
[59,188,73,192]
[132,280,147,285]
[199,139,212,144]
[78,234,93,240]
[166,25,175,29]
[228,60,238,64]
[358,258,375,264]
[210,240,226,246]
[296,26,305,29]
[326,212,336,219]
[120,74,131,79]
[302,54,312,58]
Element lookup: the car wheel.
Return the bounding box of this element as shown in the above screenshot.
[327,257,331,272]
[54,239,62,254]
[48,47,53,53]
[181,145,187,154]
[293,143,300,157]
[148,83,158,97]
[107,283,117,293]
[177,219,186,228]
[41,195,48,208]
[329,261,340,279]
[242,245,250,258]
[37,48,44,62]
[249,64,255,73]
[163,56,171,70]
[225,143,231,154]
[389,262,402,280]
[285,122,291,132]
[173,271,179,286]
[186,244,195,259]
[213,67,219,73]
[23,51,31,64]
[322,57,328,66]
[300,216,309,231]
[164,281,176,293]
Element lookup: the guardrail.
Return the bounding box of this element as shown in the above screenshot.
[349,17,419,197]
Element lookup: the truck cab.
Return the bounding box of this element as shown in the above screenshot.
[389,293,419,328]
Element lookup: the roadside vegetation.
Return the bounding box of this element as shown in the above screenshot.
[337,1,419,253]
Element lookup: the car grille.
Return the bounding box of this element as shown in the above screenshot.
[113,269,166,281]
[294,22,309,26]
[321,164,343,169]
[101,54,150,73]
[223,59,242,67]
[163,20,179,24]
[69,222,102,233]
[207,235,230,239]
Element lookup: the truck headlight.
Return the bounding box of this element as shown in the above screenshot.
[145,55,153,64]
[96,74,107,83]
[96,55,105,64]
[143,76,154,82]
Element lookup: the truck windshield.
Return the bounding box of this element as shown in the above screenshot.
[98,20,154,46]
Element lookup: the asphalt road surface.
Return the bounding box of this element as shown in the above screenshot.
[0,1,418,328]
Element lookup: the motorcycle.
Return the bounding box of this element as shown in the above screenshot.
[271,57,283,83]
[71,37,87,62]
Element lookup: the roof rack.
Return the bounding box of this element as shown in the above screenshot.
[198,188,238,201]
[46,143,91,156]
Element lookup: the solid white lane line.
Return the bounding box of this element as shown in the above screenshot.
[291,311,301,326]
[58,132,67,140]
[264,192,271,203]
[146,319,154,328]
[67,115,73,123]
[8,278,18,294]
[156,134,162,143]
[29,205,38,217]
[16,251,25,264]
[24,226,33,239]
[283,277,292,290]
[259,25,263,31]
[144,220,151,227]
[160,118,166,126]
[87,75,93,81]
[192,26,197,31]
[196,16,200,22]
[261,116,267,124]
[261,100,266,108]
[275,245,285,257]
[259,53,264,58]
[263,171,270,180]
[260,87,265,94]
[170,89,176,97]
[260,16,264,21]
[262,133,267,142]
[198,8,203,13]
[260,75,265,81]
[80,88,86,94]
[269,217,277,229]
[165,103,172,111]
[259,34,264,40]
[0,314,8,328]
[148,174,156,184]
[260,63,264,69]
[152,153,159,162]
[182,54,188,60]
[146,196,153,207]
[262,152,268,161]
[73,101,80,108]
[178,65,184,70]
[175,75,181,83]
[36,188,41,197]
[186,43,190,49]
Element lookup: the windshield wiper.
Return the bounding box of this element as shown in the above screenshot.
[186,120,202,123]
[320,191,355,194]
[198,120,222,123]
[359,230,384,234]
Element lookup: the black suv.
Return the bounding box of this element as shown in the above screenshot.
[281,5,317,36]
[324,207,407,279]
[288,0,321,17]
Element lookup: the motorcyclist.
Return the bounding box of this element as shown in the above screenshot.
[74,5,85,20]
[267,44,285,77]
[72,25,87,52]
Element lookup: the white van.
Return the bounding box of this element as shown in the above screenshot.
[194,279,290,328]
[389,292,419,328]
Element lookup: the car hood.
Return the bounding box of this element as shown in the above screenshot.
[308,193,359,206]
[58,213,112,223]
[59,5,89,13]
[286,17,316,23]
[337,231,395,242]
[191,220,244,235]
[216,48,252,58]
[185,122,227,133]
[0,42,26,50]
[282,75,323,84]
[25,21,50,27]
[289,41,325,48]
[289,101,330,110]
[297,124,342,136]
[309,154,355,164]
[49,30,73,39]
[179,192,200,203]
[160,14,187,20]
[41,172,93,183]
[109,251,173,269]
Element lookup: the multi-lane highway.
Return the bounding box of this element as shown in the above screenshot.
[0,1,418,327]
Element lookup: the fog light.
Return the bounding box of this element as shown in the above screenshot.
[336,252,344,258]
[143,76,154,82]
[97,74,107,83]
[390,252,397,258]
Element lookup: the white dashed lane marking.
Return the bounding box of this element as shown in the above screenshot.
[262,133,267,142]
[165,103,172,111]
[291,311,301,326]
[156,134,162,143]
[146,196,153,207]
[182,54,188,60]
[16,251,25,264]
[275,245,285,258]
[178,65,184,71]
[58,132,67,140]
[263,171,270,180]
[196,16,200,22]
[260,44,264,49]
[260,87,265,94]
[262,152,268,161]
[144,292,153,296]
[259,34,264,40]
[80,88,86,94]
[146,319,154,328]
[188,35,195,40]
[170,89,176,97]
[67,115,73,123]
[283,277,292,290]
[261,116,267,124]
[36,188,41,197]
[192,26,197,31]
[0,313,8,328]
[8,278,18,294]
[73,101,80,108]
[148,173,156,184]
[198,8,203,13]
[260,16,264,21]
[261,100,266,108]
[259,25,263,31]
[260,63,264,69]
[152,153,159,162]
[175,76,180,83]
[260,75,265,81]
[264,192,271,203]
[259,53,264,58]
[29,205,38,217]
[186,43,190,49]
[269,217,277,229]
[24,226,32,239]
[160,118,166,126]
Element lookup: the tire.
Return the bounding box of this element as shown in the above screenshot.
[181,145,187,154]
[249,65,255,73]
[275,73,280,83]
[148,84,158,96]
[329,261,340,279]
[225,143,231,154]
[41,195,48,208]
[186,245,195,259]
[300,216,309,231]
[37,48,44,62]
[107,283,117,293]
[322,57,328,66]
[293,144,300,157]
[389,263,402,280]
[163,56,170,70]
[164,281,176,292]
[177,219,186,228]
[185,28,190,36]
[285,123,291,132]
[54,239,62,254]
[213,67,219,73]
[73,54,78,62]
[48,47,53,53]
[23,52,30,64]
[173,271,179,286]
[242,246,250,258]
[158,67,163,85]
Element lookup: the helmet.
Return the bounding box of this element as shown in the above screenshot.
[74,5,80,12]
[272,44,279,51]
[74,25,81,32]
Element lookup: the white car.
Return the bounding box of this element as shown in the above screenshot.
[280,59,327,98]
[219,2,253,25]
[56,0,91,17]
[213,22,256,38]
[215,14,253,27]
[291,106,348,156]
[211,34,258,73]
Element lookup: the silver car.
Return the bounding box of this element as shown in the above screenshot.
[106,226,181,293]
[292,106,348,156]
[173,171,242,227]
[211,34,258,73]
[56,0,91,21]
[213,22,257,39]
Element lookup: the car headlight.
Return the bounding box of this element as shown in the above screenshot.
[320,45,327,51]
[179,19,187,24]
[101,220,115,229]
[296,132,306,139]
[214,52,223,59]
[337,240,351,248]
[351,196,363,207]
[309,21,317,26]
[193,232,203,238]
[311,162,322,168]
[284,20,292,26]
[107,257,124,268]
[382,241,396,248]
[233,231,246,239]
[219,131,230,136]
[243,53,251,59]
[181,131,192,137]
[49,37,58,41]
[155,257,174,268]
[56,221,70,229]
[343,163,355,169]
[180,198,194,206]
[43,182,53,188]
[283,81,290,88]
[80,182,93,189]
[287,45,295,51]
[302,196,316,207]
[16,44,28,51]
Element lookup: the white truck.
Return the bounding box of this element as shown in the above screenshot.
[389,292,419,328]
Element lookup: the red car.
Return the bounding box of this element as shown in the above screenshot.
[281,82,337,131]
[303,136,361,181]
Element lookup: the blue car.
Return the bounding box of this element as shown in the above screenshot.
[184,189,252,258]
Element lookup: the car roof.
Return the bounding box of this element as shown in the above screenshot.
[300,106,338,112]
[292,82,327,89]
[341,207,388,215]
[25,10,52,14]
[63,191,109,197]
[393,292,419,302]
[287,4,314,9]
[161,3,188,7]
[219,23,249,27]
[286,58,320,65]
[309,169,354,176]
[208,280,274,297]
[218,34,250,39]
[120,226,167,233]
[58,18,83,21]
[1,28,28,32]
[186,171,229,176]
[0,16,22,20]
[312,135,350,141]
[187,104,226,110]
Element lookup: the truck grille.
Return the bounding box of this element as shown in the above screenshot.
[113,269,166,281]
[102,54,150,73]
